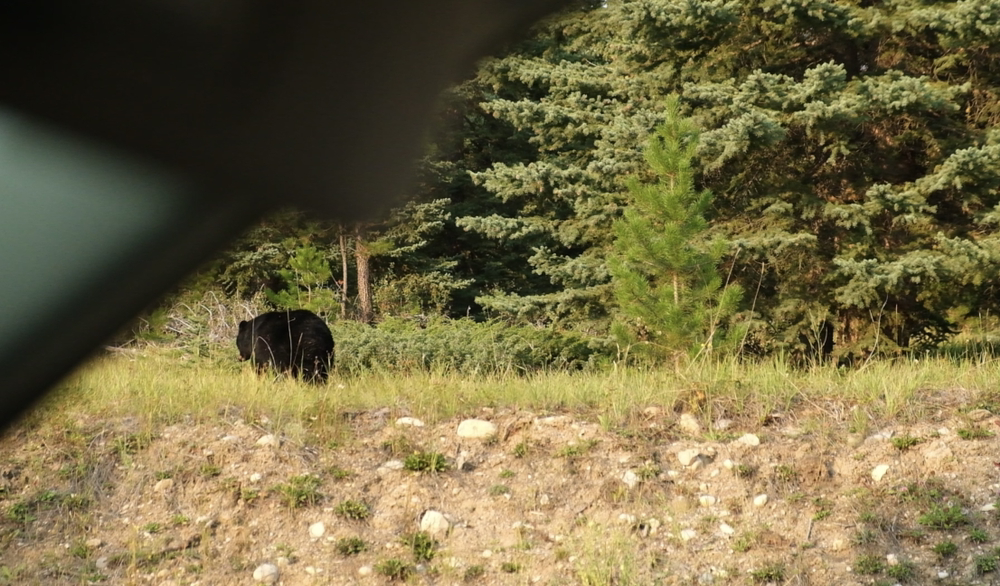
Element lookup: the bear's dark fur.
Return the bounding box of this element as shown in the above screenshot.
[236,310,334,382]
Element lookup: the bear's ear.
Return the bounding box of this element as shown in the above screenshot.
[239,320,248,330]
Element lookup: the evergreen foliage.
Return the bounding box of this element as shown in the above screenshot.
[610,97,742,365]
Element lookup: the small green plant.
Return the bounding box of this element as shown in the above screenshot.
[749,563,785,583]
[375,558,411,581]
[957,426,994,440]
[489,484,511,496]
[733,532,756,553]
[890,435,922,451]
[404,452,449,473]
[852,529,877,545]
[513,441,529,458]
[463,565,485,581]
[171,514,190,526]
[199,464,222,479]
[970,528,990,543]
[886,559,915,581]
[240,488,260,504]
[335,537,367,556]
[812,498,833,521]
[499,469,516,479]
[500,562,521,573]
[636,462,661,481]
[113,432,154,456]
[775,464,797,482]
[402,531,438,562]
[853,554,883,575]
[334,499,371,521]
[933,541,957,557]
[6,502,35,525]
[734,463,757,479]
[275,475,322,508]
[975,553,998,574]
[142,522,163,534]
[154,470,173,480]
[328,466,353,480]
[68,540,90,559]
[557,439,599,458]
[918,504,968,530]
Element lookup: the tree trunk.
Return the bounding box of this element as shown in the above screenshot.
[354,224,373,324]
[339,224,349,320]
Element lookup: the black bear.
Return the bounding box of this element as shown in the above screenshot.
[236,310,335,382]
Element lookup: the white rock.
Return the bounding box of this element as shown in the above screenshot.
[420,510,451,536]
[358,565,373,577]
[736,433,760,446]
[85,538,102,548]
[677,449,702,467]
[537,415,572,427]
[886,553,898,566]
[680,529,697,542]
[618,513,637,525]
[752,494,768,507]
[305,566,317,575]
[871,464,890,482]
[256,434,278,447]
[153,478,174,493]
[719,522,735,536]
[395,416,425,427]
[647,518,662,534]
[456,419,497,439]
[678,413,702,435]
[699,495,717,507]
[481,550,493,558]
[249,473,262,483]
[622,470,639,489]
[722,459,734,470]
[713,418,733,431]
[938,570,949,579]
[252,563,279,584]
[309,521,326,539]
[380,460,405,472]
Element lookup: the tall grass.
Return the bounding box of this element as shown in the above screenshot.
[27,347,1000,438]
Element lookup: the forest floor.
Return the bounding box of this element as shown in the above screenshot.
[0,368,999,585]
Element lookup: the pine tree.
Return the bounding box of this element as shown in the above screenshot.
[610,96,742,366]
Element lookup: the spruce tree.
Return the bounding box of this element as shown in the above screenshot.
[610,96,742,366]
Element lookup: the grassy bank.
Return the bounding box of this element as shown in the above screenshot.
[25,349,1000,440]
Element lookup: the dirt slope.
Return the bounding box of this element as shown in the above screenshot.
[0,405,998,585]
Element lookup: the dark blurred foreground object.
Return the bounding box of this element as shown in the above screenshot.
[0,0,566,429]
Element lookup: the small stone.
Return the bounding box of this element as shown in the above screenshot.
[719,522,735,536]
[618,513,637,525]
[679,413,702,435]
[420,510,451,536]
[85,538,102,548]
[252,563,279,584]
[456,419,497,439]
[622,470,639,489]
[95,557,109,570]
[713,418,733,431]
[309,521,326,538]
[722,459,734,470]
[643,406,663,418]
[537,416,572,427]
[980,503,997,512]
[677,449,702,467]
[736,433,760,447]
[680,529,697,542]
[481,549,493,558]
[937,570,949,579]
[395,416,425,427]
[752,494,768,507]
[305,566,317,575]
[380,460,405,472]
[699,495,717,507]
[871,464,890,482]
[249,473,262,482]
[647,518,662,534]
[153,478,174,493]
[886,553,898,566]
[275,556,289,567]
[256,434,278,447]
[358,565,373,577]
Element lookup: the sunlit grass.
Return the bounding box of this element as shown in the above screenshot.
[26,347,1000,437]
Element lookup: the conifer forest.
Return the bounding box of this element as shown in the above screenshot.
[179,0,1000,369]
